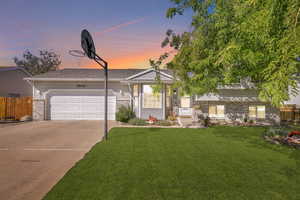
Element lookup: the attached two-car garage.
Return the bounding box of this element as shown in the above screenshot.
[48,91,116,120]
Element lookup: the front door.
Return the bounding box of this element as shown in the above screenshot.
[179,96,193,116]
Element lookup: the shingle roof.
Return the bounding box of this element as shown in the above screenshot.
[27,68,172,81]
[0,66,22,72]
[0,66,31,76]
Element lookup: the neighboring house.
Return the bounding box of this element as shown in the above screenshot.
[284,81,300,107]
[0,67,32,97]
[25,68,300,123]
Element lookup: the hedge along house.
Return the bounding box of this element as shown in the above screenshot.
[24,68,174,121]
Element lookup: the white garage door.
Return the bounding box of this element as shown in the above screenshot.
[50,95,116,120]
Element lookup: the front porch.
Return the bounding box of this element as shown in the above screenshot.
[122,69,174,120]
[122,68,194,120]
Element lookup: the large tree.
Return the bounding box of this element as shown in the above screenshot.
[14,50,61,75]
[162,0,300,107]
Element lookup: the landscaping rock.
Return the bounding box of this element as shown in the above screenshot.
[20,115,32,122]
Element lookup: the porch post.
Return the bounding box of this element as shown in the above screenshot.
[162,84,166,120]
[138,83,142,118]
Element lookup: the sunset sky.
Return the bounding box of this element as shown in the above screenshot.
[0,0,192,69]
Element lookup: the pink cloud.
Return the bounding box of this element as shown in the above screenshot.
[95,17,146,36]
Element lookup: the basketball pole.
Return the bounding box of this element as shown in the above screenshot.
[80,29,109,140]
[94,55,108,141]
[104,62,108,140]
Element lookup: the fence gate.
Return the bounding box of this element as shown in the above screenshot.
[0,97,32,120]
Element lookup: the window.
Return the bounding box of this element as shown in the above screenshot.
[143,85,162,108]
[209,105,225,118]
[181,96,191,108]
[249,106,257,118]
[133,84,138,97]
[249,106,265,119]
[257,106,266,119]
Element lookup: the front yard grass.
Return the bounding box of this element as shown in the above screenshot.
[44,127,300,200]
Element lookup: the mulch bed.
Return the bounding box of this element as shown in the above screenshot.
[264,135,300,149]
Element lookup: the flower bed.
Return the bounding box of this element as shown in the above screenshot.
[124,116,178,127]
[264,127,300,149]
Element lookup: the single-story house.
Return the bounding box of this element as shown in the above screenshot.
[25,68,299,123]
[25,68,173,121]
[0,66,32,97]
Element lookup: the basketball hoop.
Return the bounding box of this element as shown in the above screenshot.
[81,29,96,59]
[69,50,86,57]
[68,29,109,141]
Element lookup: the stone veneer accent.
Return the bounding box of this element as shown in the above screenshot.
[194,101,280,124]
[33,99,45,121]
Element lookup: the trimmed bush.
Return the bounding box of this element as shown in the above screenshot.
[116,105,135,123]
[167,115,177,121]
[264,127,289,137]
[128,118,147,126]
[204,116,210,127]
[155,120,172,126]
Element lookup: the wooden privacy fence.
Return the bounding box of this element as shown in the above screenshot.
[0,97,32,120]
[280,105,300,123]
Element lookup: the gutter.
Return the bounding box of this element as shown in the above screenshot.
[24,78,122,82]
[121,80,174,84]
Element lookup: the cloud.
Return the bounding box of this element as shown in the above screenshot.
[95,17,146,36]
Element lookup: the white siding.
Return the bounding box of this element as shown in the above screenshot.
[285,82,300,106]
[33,81,130,100]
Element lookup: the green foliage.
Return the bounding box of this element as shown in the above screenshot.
[116,105,135,123]
[204,116,210,127]
[148,53,171,94]
[264,127,289,137]
[167,115,177,121]
[128,118,147,126]
[163,0,300,106]
[14,50,61,75]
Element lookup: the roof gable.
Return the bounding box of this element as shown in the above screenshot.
[126,68,173,81]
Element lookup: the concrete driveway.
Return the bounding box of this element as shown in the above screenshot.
[0,121,116,200]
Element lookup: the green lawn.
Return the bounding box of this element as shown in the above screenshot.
[44,127,300,200]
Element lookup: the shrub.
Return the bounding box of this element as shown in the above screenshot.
[204,116,210,127]
[264,127,289,137]
[116,105,135,123]
[167,115,177,121]
[155,120,172,126]
[128,118,147,126]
